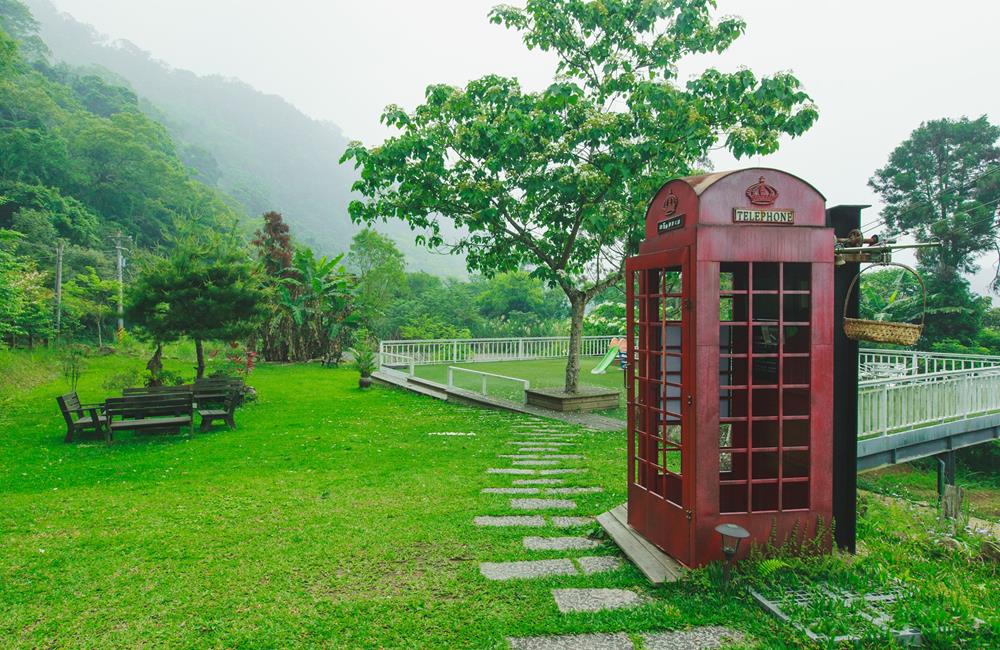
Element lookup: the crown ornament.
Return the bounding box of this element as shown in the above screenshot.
[746,176,779,206]
[664,190,679,215]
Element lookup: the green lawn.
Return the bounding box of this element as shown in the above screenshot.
[0,351,996,648]
[413,357,628,420]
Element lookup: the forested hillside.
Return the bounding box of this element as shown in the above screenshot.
[0,0,247,343]
[24,0,465,276]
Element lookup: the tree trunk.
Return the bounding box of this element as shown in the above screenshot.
[195,338,206,379]
[564,294,587,394]
[97,317,102,347]
[146,343,164,386]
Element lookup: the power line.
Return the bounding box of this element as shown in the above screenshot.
[862,164,1000,234]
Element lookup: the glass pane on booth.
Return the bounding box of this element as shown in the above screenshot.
[629,263,685,508]
[720,262,814,515]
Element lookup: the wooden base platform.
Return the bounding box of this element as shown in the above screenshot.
[597,503,686,584]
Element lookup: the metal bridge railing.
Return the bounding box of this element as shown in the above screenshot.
[859,366,1000,438]
[858,349,1000,379]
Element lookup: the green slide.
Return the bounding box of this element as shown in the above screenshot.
[591,347,619,374]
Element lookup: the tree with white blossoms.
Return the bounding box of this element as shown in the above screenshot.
[342,0,818,393]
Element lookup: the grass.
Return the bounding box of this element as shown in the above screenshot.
[413,357,627,420]
[0,351,997,647]
[861,463,1000,522]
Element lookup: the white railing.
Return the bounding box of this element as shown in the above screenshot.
[379,336,1000,439]
[859,366,1000,438]
[858,348,1000,379]
[379,351,416,377]
[380,335,621,367]
[447,366,531,402]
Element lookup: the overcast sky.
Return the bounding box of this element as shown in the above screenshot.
[48,0,1000,294]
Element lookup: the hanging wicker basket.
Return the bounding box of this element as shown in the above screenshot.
[843,262,926,346]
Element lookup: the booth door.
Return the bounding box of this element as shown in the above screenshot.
[626,247,691,565]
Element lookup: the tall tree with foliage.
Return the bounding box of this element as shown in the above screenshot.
[869,116,1000,346]
[126,233,264,380]
[252,212,357,363]
[64,266,117,347]
[348,228,406,336]
[870,116,1000,281]
[343,0,818,393]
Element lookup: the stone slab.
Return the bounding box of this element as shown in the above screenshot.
[488,468,537,475]
[576,555,623,575]
[509,441,576,446]
[511,498,577,510]
[515,430,577,435]
[474,515,546,527]
[641,627,745,649]
[482,487,540,494]
[479,558,577,581]
[507,633,633,650]
[551,516,594,528]
[551,588,645,613]
[546,487,604,494]
[513,460,561,466]
[514,478,565,485]
[539,469,586,475]
[523,536,601,551]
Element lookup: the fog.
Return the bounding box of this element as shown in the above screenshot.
[49,0,1000,294]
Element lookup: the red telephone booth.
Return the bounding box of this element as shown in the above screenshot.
[626,168,833,568]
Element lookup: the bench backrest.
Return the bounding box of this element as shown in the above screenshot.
[105,393,194,419]
[56,392,82,424]
[123,385,193,396]
[194,377,243,390]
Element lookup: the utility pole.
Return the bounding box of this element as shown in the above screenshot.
[54,239,66,338]
[112,231,127,334]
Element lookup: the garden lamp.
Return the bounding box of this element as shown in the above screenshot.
[715,523,750,587]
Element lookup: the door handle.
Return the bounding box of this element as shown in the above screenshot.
[687,395,693,406]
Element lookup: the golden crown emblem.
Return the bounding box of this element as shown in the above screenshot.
[746,176,779,206]
[664,190,679,215]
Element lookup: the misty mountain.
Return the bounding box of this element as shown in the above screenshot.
[25,0,465,277]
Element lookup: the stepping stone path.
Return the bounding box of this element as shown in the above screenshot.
[482,487,540,494]
[546,486,603,495]
[480,559,577,581]
[523,536,600,551]
[510,498,577,510]
[508,441,576,446]
[473,416,742,649]
[481,557,623,581]
[508,633,632,650]
[577,555,622,575]
[642,627,745,649]
[551,516,594,528]
[552,588,645,613]
[475,515,546,527]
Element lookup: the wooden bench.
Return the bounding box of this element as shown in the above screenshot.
[194,377,245,407]
[57,392,110,443]
[105,393,195,437]
[199,391,238,432]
